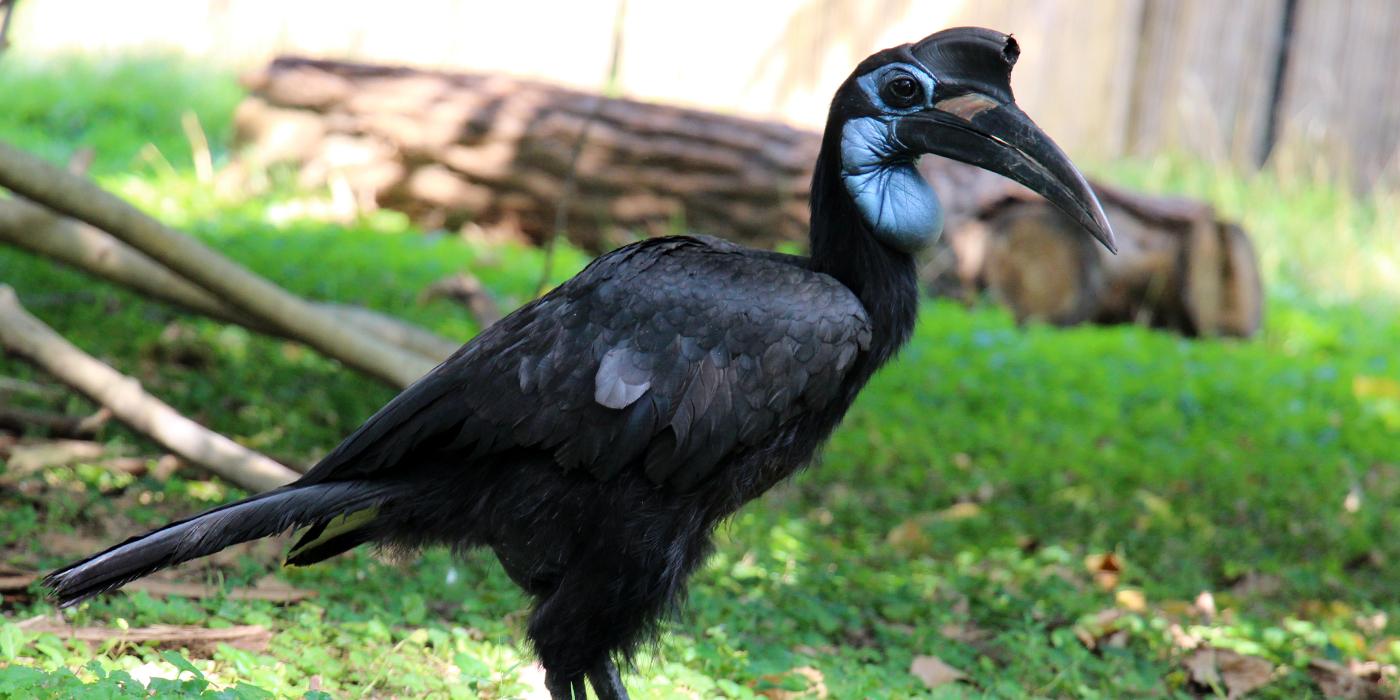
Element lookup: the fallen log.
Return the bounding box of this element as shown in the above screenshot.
[236,56,1262,337]
[948,184,1263,336]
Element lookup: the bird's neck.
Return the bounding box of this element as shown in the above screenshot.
[808,133,920,369]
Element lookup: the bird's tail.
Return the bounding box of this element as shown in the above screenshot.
[44,480,400,608]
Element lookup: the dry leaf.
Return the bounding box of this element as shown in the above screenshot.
[1229,572,1282,597]
[1300,600,1356,621]
[1194,590,1217,620]
[1158,599,1197,618]
[1355,611,1388,634]
[910,655,966,689]
[886,515,934,553]
[1183,649,1222,688]
[1307,659,1393,700]
[1344,486,1363,513]
[1074,608,1127,650]
[1353,376,1400,400]
[1167,623,1202,651]
[1184,647,1274,699]
[756,666,827,699]
[937,502,982,520]
[1217,649,1275,698]
[1116,589,1147,612]
[1084,552,1121,591]
[791,666,827,698]
[939,622,989,645]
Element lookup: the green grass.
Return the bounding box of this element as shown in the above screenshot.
[2,56,1399,698]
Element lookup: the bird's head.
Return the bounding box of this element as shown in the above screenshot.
[825,27,1117,254]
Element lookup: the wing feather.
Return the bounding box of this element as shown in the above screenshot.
[300,236,871,491]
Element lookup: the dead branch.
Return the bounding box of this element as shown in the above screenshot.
[1,438,107,475]
[90,455,164,478]
[0,141,433,387]
[18,618,272,654]
[0,405,108,439]
[315,303,459,362]
[0,438,125,478]
[0,194,460,363]
[0,576,31,594]
[3,571,310,609]
[419,272,501,327]
[0,285,300,491]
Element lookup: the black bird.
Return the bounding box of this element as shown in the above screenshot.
[47,28,1115,699]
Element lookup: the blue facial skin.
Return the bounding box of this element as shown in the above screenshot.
[840,63,944,253]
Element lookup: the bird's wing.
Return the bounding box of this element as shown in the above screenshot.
[299,236,871,490]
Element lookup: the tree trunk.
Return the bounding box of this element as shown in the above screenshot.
[236,56,1262,337]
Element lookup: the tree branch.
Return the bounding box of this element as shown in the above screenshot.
[0,405,108,439]
[0,195,460,362]
[0,285,299,491]
[0,141,433,387]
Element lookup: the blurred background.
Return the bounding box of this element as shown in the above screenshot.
[12,0,1400,190]
[1,1,1399,698]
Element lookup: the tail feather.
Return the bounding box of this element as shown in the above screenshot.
[44,481,400,608]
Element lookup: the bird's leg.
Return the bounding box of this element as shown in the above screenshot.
[544,669,587,700]
[587,658,630,700]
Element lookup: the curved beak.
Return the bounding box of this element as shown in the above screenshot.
[896,93,1117,253]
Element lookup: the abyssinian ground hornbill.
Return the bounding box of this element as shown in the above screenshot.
[48,28,1116,699]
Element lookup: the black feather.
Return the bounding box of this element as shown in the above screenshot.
[44,481,403,607]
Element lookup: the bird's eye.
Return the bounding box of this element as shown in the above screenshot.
[881,75,922,108]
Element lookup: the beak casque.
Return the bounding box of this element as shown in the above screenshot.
[898,28,1118,253]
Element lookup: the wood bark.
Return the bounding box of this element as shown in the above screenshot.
[236,56,1262,337]
[0,195,460,362]
[0,140,435,387]
[235,57,820,250]
[949,183,1263,336]
[0,285,300,491]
